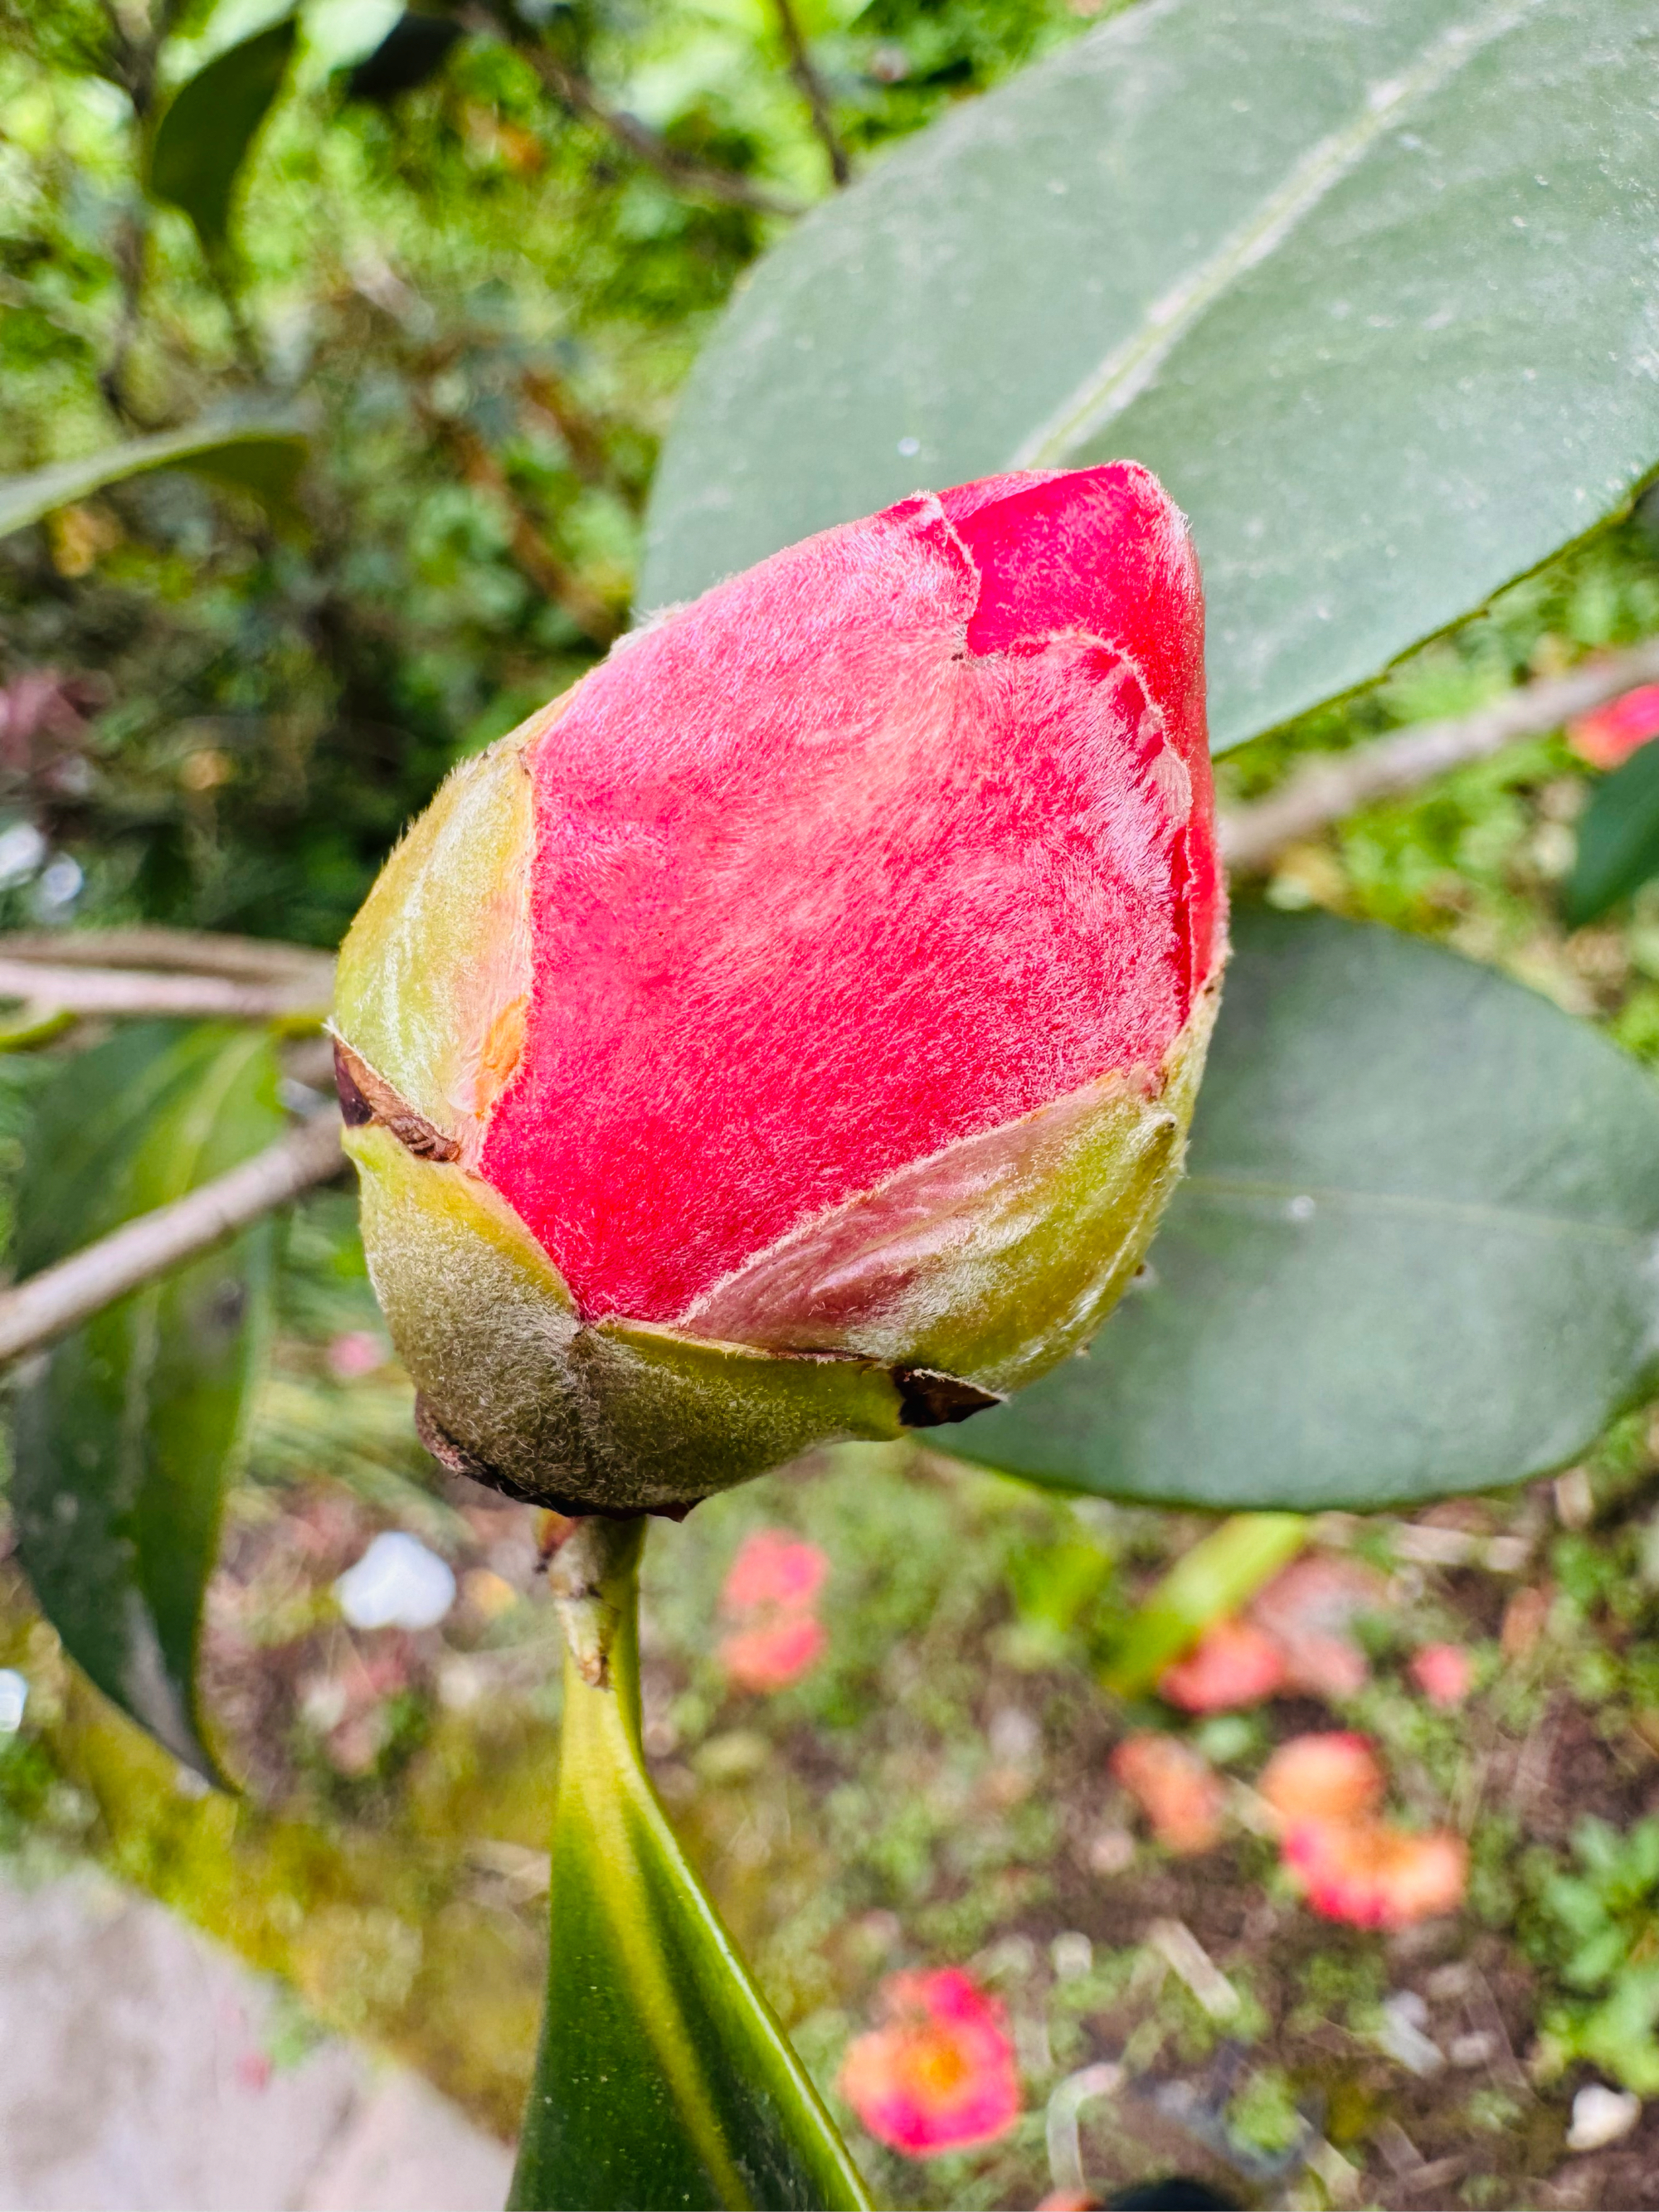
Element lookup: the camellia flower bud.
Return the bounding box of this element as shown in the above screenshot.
[333,464,1224,1514]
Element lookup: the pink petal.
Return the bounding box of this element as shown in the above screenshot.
[839,1969,1021,2156]
[718,1612,828,1692]
[720,1529,830,1615]
[1259,1732,1384,1826]
[1159,1616,1287,1712]
[1409,1641,1473,1708]
[1111,1733,1225,1854]
[1569,683,1659,769]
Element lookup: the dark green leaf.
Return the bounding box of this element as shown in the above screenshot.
[1564,741,1659,926]
[12,1024,285,1776]
[936,910,1659,1512]
[0,416,308,539]
[512,1527,869,2212]
[641,0,1659,753]
[346,12,465,103]
[146,18,297,255]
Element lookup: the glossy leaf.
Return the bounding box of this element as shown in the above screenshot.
[146,17,297,255]
[1564,741,1659,926]
[11,1023,285,1776]
[0,416,308,540]
[641,0,1659,753]
[512,1526,869,2212]
[937,910,1659,1512]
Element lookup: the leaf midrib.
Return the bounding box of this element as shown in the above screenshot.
[1186,1171,1655,1245]
[1014,0,1545,469]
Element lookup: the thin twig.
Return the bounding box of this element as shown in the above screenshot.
[0,1109,345,1365]
[420,399,624,646]
[465,2,804,217]
[0,926,333,984]
[771,0,850,187]
[1219,639,1659,874]
[0,958,326,1021]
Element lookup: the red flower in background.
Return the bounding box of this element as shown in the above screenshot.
[1262,1731,1466,1930]
[1410,1641,1473,1708]
[1111,1732,1226,1855]
[1569,681,1659,769]
[839,1967,1020,2156]
[718,1528,830,1691]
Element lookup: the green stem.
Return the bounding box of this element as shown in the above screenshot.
[1100,1510,1306,1696]
[510,1518,870,2212]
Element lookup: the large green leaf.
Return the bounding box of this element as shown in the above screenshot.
[512,1525,869,2212]
[11,1023,285,1775]
[640,0,1659,752]
[145,17,297,255]
[0,416,308,539]
[1564,741,1659,926]
[936,910,1659,1512]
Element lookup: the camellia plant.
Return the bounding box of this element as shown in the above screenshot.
[2,0,1659,2206]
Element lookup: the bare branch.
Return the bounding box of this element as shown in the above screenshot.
[0,958,328,1022]
[1219,640,1659,875]
[464,3,804,217]
[419,399,624,647]
[0,1110,345,1366]
[771,0,850,187]
[0,927,334,984]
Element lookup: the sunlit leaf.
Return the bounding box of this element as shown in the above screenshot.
[146,17,297,255]
[1564,741,1659,926]
[512,1525,869,2212]
[937,909,1659,1511]
[11,1023,285,1777]
[0,417,308,540]
[642,0,1659,752]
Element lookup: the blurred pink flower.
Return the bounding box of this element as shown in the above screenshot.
[1410,1641,1473,1708]
[839,1967,1020,2156]
[327,1330,389,1379]
[1259,1732,1384,1826]
[1110,1732,1225,1855]
[1248,1553,1385,1699]
[1282,1816,1467,1930]
[721,1529,830,1615]
[1569,681,1659,769]
[1160,1616,1287,1712]
[718,1612,828,1692]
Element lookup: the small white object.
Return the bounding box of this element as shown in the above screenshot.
[1568,2083,1641,2152]
[36,856,82,912]
[1379,1990,1444,2077]
[334,1532,455,1631]
[896,435,920,457]
[1050,1931,1094,1981]
[0,1669,27,1732]
[0,822,46,889]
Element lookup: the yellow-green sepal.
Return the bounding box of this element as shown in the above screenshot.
[347,1123,907,1512]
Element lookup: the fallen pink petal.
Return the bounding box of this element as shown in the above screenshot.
[1248,1553,1386,1699]
[326,1330,390,1379]
[1110,1732,1226,1855]
[1259,1732,1385,1827]
[1410,1641,1474,1708]
[718,1612,829,1693]
[1282,1817,1469,1931]
[720,1529,831,1616]
[838,1967,1021,2156]
[1569,680,1659,768]
[1159,1616,1288,1712]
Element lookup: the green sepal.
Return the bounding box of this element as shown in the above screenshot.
[512,1524,870,2210]
[348,1124,907,1512]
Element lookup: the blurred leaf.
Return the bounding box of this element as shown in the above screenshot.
[1102,1514,1306,1695]
[642,0,1659,752]
[0,416,308,538]
[1564,741,1659,925]
[146,17,297,255]
[937,910,1659,1512]
[12,1023,285,1777]
[511,1526,869,2212]
[346,11,465,102]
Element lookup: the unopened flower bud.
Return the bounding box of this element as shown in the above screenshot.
[333,465,1225,1514]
